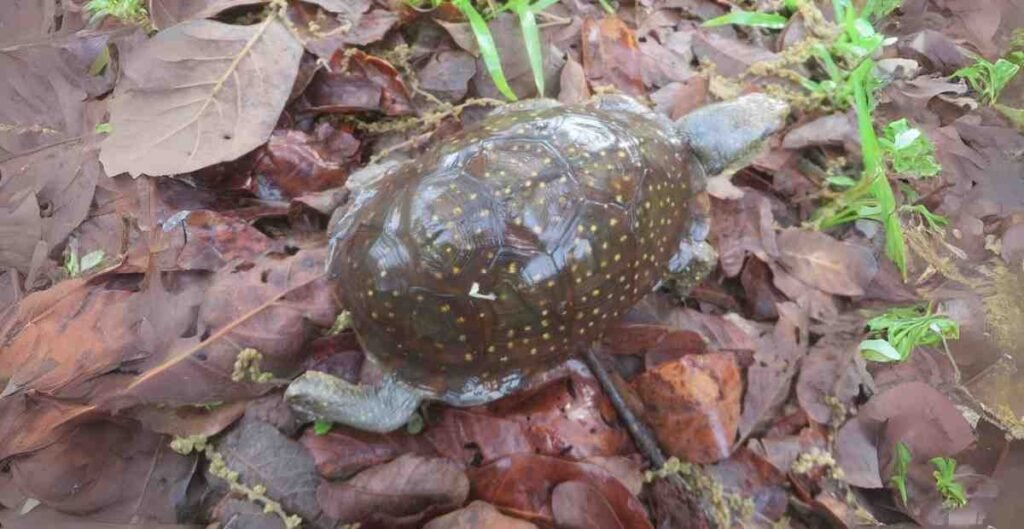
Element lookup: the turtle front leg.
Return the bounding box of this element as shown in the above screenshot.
[285,371,426,433]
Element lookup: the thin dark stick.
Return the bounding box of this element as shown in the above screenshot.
[583,346,667,468]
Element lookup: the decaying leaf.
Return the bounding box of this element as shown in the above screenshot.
[739,302,808,439]
[100,18,303,176]
[709,191,779,278]
[581,16,644,96]
[633,352,741,464]
[776,228,879,297]
[303,49,413,116]
[318,454,469,525]
[471,454,652,529]
[423,500,537,529]
[552,480,624,529]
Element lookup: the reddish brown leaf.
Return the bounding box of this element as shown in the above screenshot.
[796,331,872,426]
[768,260,840,321]
[781,112,858,151]
[650,75,709,121]
[707,448,788,522]
[638,33,695,89]
[558,55,590,105]
[602,323,708,367]
[581,16,644,96]
[552,481,624,529]
[862,382,975,464]
[424,500,538,529]
[418,50,478,102]
[751,426,828,473]
[691,31,779,77]
[776,228,878,296]
[633,352,741,464]
[10,418,196,522]
[318,454,469,526]
[834,418,882,488]
[709,191,779,278]
[303,49,413,116]
[285,2,398,58]
[470,454,652,529]
[631,295,760,354]
[740,258,783,320]
[301,426,431,479]
[247,125,360,200]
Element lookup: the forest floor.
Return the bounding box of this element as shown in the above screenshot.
[1,0,1024,527]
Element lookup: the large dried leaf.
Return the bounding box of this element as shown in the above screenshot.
[709,191,779,277]
[317,454,469,526]
[211,419,329,527]
[9,418,196,522]
[633,352,741,464]
[796,331,873,425]
[148,0,269,30]
[470,455,652,529]
[581,16,644,96]
[739,302,808,439]
[0,1,58,45]
[100,18,303,177]
[776,228,878,296]
[552,481,624,529]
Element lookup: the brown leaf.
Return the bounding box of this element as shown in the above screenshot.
[740,258,783,320]
[581,16,644,96]
[834,418,882,488]
[424,500,538,529]
[739,302,808,439]
[691,31,779,77]
[0,0,59,44]
[796,332,873,425]
[99,18,303,177]
[10,418,196,522]
[633,352,741,464]
[470,454,652,529]
[303,49,413,116]
[602,323,708,366]
[248,125,360,200]
[285,3,399,58]
[776,228,878,296]
[781,112,858,151]
[709,191,779,277]
[300,426,430,479]
[317,454,469,526]
[99,248,337,410]
[897,29,969,75]
[552,481,624,529]
[750,426,828,473]
[862,381,975,464]
[558,55,590,105]
[468,14,565,100]
[650,75,709,120]
[212,419,329,527]
[149,0,271,30]
[638,32,695,89]
[707,448,788,522]
[417,50,477,102]
[768,260,839,321]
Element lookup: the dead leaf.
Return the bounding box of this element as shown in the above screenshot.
[691,31,779,77]
[862,381,975,464]
[248,125,360,200]
[650,75,709,120]
[300,426,430,479]
[423,501,538,529]
[99,248,337,410]
[317,454,469,526]
[796,332,873,425]
[834,417,882,488]
[100,18,303,177]
[211,419,330,527]
[633,352,741,464]
[0,0,59,44]
[740,258,784,320]
[739,302,808,439]
[602,323,708,366]
[552,481,624,529]
[558,55,590,105]
[303,49,413,116]
[148,0,270,30]
[897,29,969,75]
[776,228,878,296]
[709,191,780,277]
[285,3,399,58]
[639,32,695,89]
[751,426,828,473]
[707,448,788,522]
[581,16,644,96]
[470,454,652,529]
[417,50,477,102]
[768,260,840,321]
[782,112,859,151]
[469,14,565,100]
[10,418,196,522]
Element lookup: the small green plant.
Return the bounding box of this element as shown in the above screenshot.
[930,457,968,509]
[64,248,104,277]
[860,303,959,363]
[95,122,113,134]
[890,441,912,506]
[953,57,1021,106]
[880,119,941,177]
[313,420,333,435]
[85,0,149,26]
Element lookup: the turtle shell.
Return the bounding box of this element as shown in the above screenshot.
[329,96,706,405]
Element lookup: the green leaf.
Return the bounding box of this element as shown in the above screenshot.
[453,0,518,101]
[95,122,113,134]
[890,441,912,506]
[880,119,942,177]
[597,0,616,14]
[826,175,859,188]
[703,11,789,29]
[930,457,968,509]
[954,58,1021,105]
[313,420,333,435]
[80,250,105,272]
[508,0,546,97]
[860,339,903,362]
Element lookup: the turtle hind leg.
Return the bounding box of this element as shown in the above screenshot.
[284,371,425,433]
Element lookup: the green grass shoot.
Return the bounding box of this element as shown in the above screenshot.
[313,419,333,435]
[452,0,519,101]
[703,11,789,29]
[890,441,912,506]
[859,303,959,363]
[930,457,968,509]
[953,57,1021,106]
[506,0,546,97]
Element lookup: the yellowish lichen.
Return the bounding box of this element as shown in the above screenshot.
[232,348,275,383]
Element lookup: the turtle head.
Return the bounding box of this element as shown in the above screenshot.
[675,93,790,177]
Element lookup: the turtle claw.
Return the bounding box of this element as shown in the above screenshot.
[285,371,425,433]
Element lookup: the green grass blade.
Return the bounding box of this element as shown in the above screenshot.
[454,0,518,101]
[511,0,546,97]
[703,11,789,29]
[597,0,616,14]
[530,0,560,11]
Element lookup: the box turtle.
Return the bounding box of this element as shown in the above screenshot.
[286,94,789,432]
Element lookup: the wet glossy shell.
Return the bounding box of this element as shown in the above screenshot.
[329,97,705,404]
